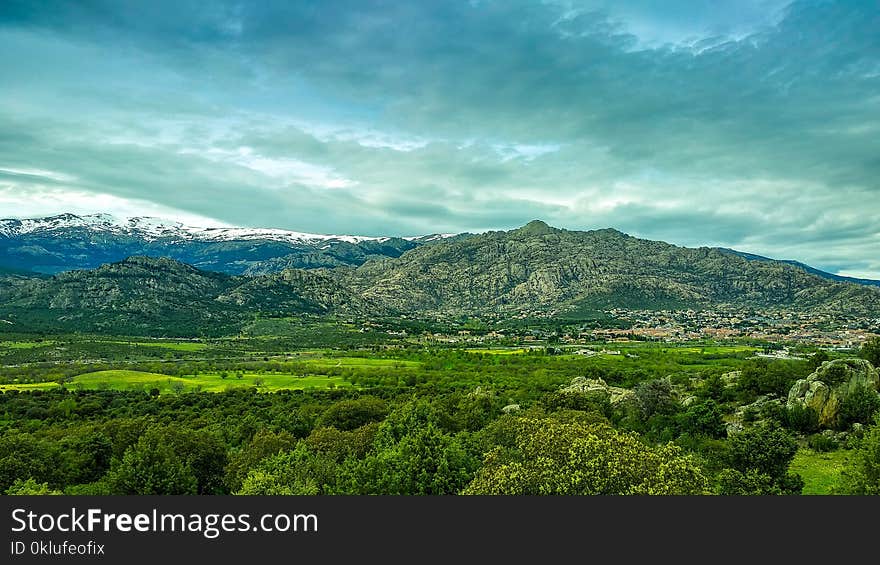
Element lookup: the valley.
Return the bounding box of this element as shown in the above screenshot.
[1,215,878,497]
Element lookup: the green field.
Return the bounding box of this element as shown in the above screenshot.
[0,370,353,394]
[0,340,56,349]
[104,340,209,352]
[790,449,853,495]
[300,357,421,369]
[0,381,59,391]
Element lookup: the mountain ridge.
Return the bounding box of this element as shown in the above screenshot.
[2,213,876,288]
[0,213,458,275]
[1,217,879,336]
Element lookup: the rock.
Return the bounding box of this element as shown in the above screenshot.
[560,377,636,406]
[786,358,880,428]
[734,395,782,425]
[721,371,741,389]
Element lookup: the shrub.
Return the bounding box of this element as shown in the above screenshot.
[464,418,708,495]
[807,433,838,452]
[837,385,880,430]
[838,414,880,494]
[784,404,820,433]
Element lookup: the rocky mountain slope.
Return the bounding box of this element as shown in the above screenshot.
[0,256,367,336]
[1,220,878,336]
[346,221,880,316]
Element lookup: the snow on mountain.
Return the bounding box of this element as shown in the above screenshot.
[0,213,448,245]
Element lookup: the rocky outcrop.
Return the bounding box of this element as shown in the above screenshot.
[786,358,880,428]
[560,377,636,406]
[721,371,741,388]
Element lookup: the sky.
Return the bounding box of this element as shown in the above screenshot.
[1,0,879,277]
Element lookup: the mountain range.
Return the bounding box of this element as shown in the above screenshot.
[0,213,458,275]
[1,214,878,336]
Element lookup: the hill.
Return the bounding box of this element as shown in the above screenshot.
[1,221,878,336]
[347,220,880,317]
[0,256,366,336]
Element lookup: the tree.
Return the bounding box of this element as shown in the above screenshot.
[0,433,58,493]
[838,414,880,494]
[737,359,808,398]
[633,378,679,421]
[336,423,477,495]
[304,423,378,462]
[808,350,830,371]
[860,337,880,368]
[5,478,62,495]
[225,429,296,492]
[837,384,880,430]
[463,418,708,495]
[318,397,388,431]
[237,443,339,495]
[721,423,802,494]
[108,426,227,495]
[68,432,113,485]
[108,438,197,495]
[678,400,727,439]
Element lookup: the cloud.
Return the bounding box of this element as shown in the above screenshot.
[0,1,878,276]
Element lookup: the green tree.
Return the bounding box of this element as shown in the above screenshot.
[838,414,880,495]
[237,443,339,495]
[0,433,58,493]
[318,397,388,431]
[633,378,679,421]
[808,350,830,371]
[336,423,477,495]
[5,478,62,495]
[678,400,727,439]
[860,337,880,368]
[108,426,226,495]
[68,432,113,485]
[837,384,880,430]
[108,438,198,495]
[225,429,297,492]
[721,423,802,494]
[304,423,378,462]
[464,418,708,495]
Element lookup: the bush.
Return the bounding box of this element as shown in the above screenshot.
[677,400,726,439]
[724,423,801,494]
[5,478,61,495]
[318,397,388,431]
[464,418,708,495]
[807,433,838,452]
[838,414,880,494]
[860,337,880,368]
[737,359,809,398]
[784,404,820,434]
[837,385,880,430]
[715,468,804,496]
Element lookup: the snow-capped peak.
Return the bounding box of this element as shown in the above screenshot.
[0,213,439,245]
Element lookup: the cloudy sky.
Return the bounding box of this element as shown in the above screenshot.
[1,1,878,277]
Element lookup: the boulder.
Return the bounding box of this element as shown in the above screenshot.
[721,371,741,389]
[786,358,880,428]
[560,377,636,406]
[734,394,782,425]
